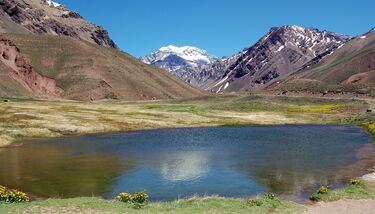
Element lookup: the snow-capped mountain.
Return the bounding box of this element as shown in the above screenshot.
[141,45,218,84]
[200,26,351,93]
[142,45,218,65]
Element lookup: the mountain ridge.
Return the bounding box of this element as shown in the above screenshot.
[0,0,118,49]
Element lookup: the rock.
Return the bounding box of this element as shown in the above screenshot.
[0,0,118,49]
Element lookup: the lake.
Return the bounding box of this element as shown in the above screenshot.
[0,125,374,202]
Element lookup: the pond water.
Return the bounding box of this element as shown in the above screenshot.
[0,125,374,202]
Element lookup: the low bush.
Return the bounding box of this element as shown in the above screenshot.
[115,192,149,209]
[247,199,263,207]
[350,179,362,186]
[318,186,329,194]
[264,192,276,200]
[0,185,29,203]
[309,186,330,201]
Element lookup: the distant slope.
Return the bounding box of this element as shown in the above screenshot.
[203,26,350,93]
[269,31,375,93]
[0,34,206,101]
[0,0,117,49]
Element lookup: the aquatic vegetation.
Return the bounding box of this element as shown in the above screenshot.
[0,185,29,203]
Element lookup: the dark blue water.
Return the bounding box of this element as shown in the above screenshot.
[0,125,373,202]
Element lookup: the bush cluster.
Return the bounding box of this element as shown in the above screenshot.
[309,186,329,201]
[247,199,263,207]
[264,192,276,200]
[0,185,29,203]
[247,192,277,207]
[350,179,362,185]
[115,192,149,209]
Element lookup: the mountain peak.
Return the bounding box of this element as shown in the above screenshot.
[143,45,218,65]
[141,46,218,85]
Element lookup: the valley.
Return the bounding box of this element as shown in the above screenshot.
[0,1,374,214]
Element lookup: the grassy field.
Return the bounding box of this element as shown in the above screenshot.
[0,94,373,147]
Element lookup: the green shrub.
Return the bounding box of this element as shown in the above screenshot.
[318,186,329,194]
[309,193,321,201]
[350,179,362,185]
[247,199,263,207]
[132,192,149,204]
[0,185,29,203]
[309,186,330,201]
[115,192,149,209]
[264,192,276,200]
[115,193,132,203]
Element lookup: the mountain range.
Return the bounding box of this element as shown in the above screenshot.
[144,26,374,95]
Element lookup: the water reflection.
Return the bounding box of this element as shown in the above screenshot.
[160,151,210,182]
[0,125,373,201]
[0,143,130,198]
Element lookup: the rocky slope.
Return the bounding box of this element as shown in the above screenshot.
[202,26,351,93]
[141,45,218,85]
[0,0,117,49]
[268,29,375,95]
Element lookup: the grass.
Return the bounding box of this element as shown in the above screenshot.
[313,181,375,202]
[0,196,304,214]
[1,181,374,214]
[0,94,370,147]
[1,181,375,214]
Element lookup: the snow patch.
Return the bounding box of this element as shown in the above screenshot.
[46,0,61,7]
[216,85,223,93]
[224,82,230,90]
[291,25,305,32]
[213,76,228,87]
[276,45,285,52]
[359,36,367,39]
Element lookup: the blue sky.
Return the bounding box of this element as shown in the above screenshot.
[58,0,375,58]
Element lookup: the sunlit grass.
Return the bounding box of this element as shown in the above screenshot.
[0,94,371,147]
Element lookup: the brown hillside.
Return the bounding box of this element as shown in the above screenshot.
[0,34,206,101]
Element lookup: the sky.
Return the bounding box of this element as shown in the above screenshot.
[58,0,375,58]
